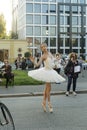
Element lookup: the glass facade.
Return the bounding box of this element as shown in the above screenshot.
[18,0,87,58]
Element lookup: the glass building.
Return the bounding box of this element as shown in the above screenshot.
[17,0,87,58]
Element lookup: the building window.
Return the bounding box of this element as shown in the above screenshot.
[72,16,78,25]
[72,38,78,47]
[42,15,48,25]
[26,27,33,36]
[42,4,48,13]
[50,27,56,36]
[72,6,78,13]
[50,38,56,47]
[50,4,56,13]
[34,4,41,13]
[34,15,41,24]
[60,16,64,25]
[71,0,77,3]
[26,3,33,13]
[80,0,85,3]
[26,15,33,24]
[34,27,41,36]
[42,0,48,2]
[42,27,48,36]
[50,15,56,25]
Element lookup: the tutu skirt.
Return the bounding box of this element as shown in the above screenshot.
[28,67,65,83]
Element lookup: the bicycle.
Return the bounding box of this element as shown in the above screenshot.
[0,102,15,130]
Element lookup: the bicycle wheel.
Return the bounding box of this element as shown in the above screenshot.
[0,102,15,130]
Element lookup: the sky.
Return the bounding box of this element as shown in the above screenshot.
[0,0,12,33]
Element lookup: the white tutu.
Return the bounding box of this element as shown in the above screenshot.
[28,56,65,83]
[28,67,65,83]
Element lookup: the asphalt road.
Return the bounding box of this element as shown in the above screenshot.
[1,94,87,130]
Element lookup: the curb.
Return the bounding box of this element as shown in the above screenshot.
[0,90,87,98]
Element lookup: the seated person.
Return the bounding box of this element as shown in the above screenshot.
[1,60,14,88]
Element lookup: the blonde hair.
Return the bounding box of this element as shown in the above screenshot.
[69,52,77,60]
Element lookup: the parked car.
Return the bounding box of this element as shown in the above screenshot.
[0,61,4,68]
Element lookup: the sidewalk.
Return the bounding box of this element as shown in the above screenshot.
[0,72,87,98]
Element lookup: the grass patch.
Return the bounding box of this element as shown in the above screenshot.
[0,70,44,86]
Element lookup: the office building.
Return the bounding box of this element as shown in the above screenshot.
[13,0,87,59]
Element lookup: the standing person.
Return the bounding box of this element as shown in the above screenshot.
[54,53,62,74]
[28,43,65,113]
[65,52,81,96]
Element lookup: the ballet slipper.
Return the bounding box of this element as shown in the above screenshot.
[48,102,53,113]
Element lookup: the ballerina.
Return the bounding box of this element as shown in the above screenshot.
[28,43,65,113]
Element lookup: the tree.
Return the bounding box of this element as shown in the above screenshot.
[0,14,6,39]
[10,32,18,39]
[24,52,31,58]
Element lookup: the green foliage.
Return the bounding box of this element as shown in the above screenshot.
[0,14,6,39]
[0,70,44,86]
[24,52,31,58]
[14,70,44,85]
[10,32,18,39]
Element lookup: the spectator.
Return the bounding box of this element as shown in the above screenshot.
[65,52,81,96]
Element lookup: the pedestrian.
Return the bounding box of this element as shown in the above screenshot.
[28,43,65,113]
[54,53,62,74]
[65,52,81,96]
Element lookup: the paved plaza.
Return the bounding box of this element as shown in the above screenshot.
[0,70,87,130]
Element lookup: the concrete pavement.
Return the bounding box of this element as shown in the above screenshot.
[0,71,87,98]
[0,70,87,130]
[1,94,87,130]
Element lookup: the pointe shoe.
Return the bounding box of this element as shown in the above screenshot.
[48,102,53,113]
[42,103,46,112]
